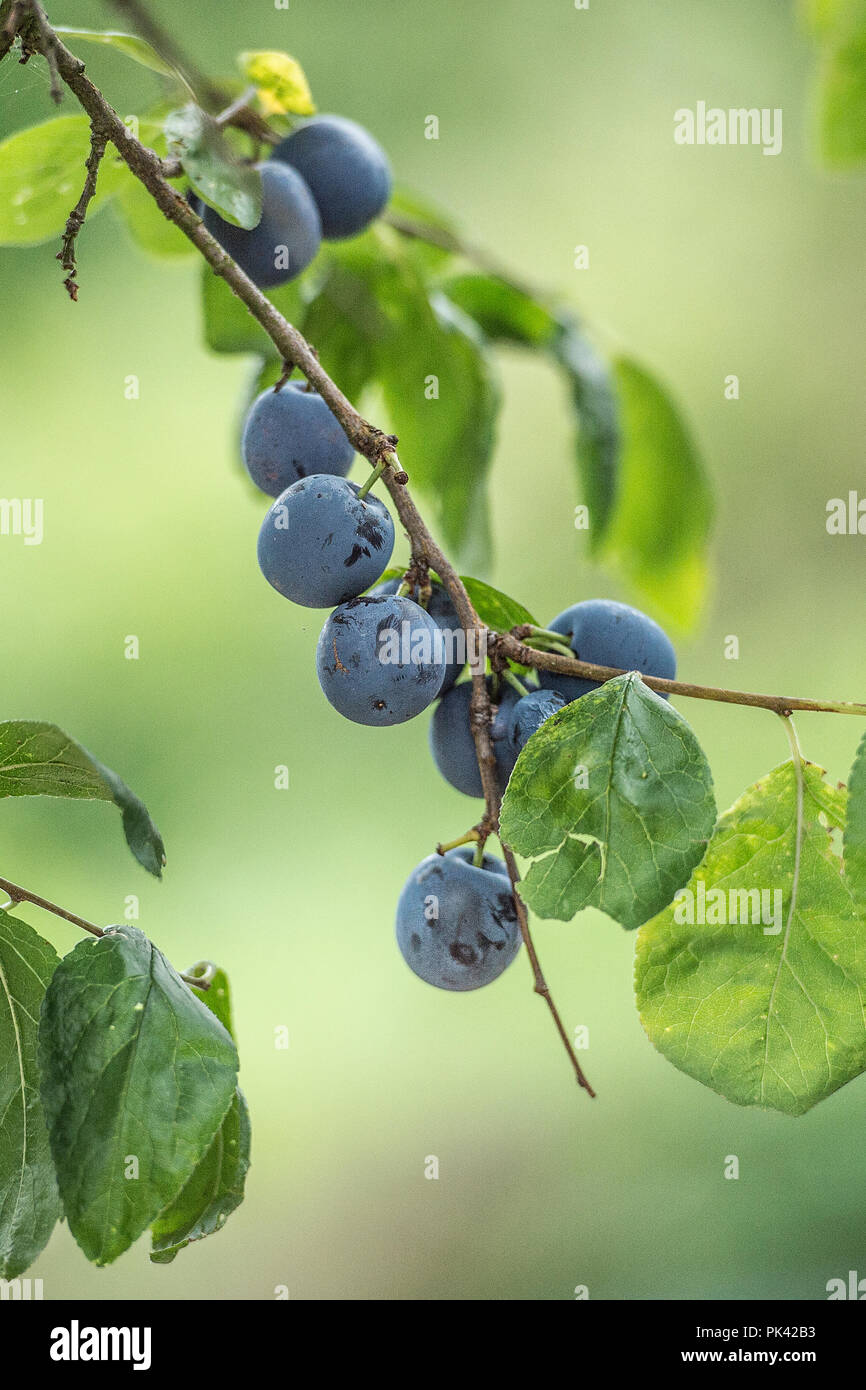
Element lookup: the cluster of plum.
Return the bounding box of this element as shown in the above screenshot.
[199,113,393,286]
[242,370,677,996]
[223,111,678,997]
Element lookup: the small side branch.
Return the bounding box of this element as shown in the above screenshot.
[19,0,61,99]
[0,873,105,938]
[498,631,866,718]
[0,874,209,989]
[56,122,109,300]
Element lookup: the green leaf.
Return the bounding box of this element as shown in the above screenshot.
[806,0,866,43]
[843,731,866,894]
[53,26,181,80]
[552,326,621,549]
[806,1,866,165]
[201,266,304,354]
[460,576,536,632]
[150,967,250,1264]
[0,721,166,878]
[434,280,624,555]
[500,673,716,929]
[165,105,262,229]
[601,358,712,629]
[636,761,866,1115]
[38,926,238,1265]
[432,282,623,553]
[442,274,557,347]
[307,230,500,569]
[386,291,499,571]
[816,28,866,166]
[300,264,382,404]
[190,966,235,1033]
[0,116,123,246]
[150,1089,250,1263]
[239,50,315,116]
[386,187,460,271]
[0,912,62,1279]
[113,168,196,260]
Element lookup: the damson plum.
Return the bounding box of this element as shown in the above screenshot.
[505,688,565,766]
[395,848,521,992]
[270,115,391,239]
[200,162,321,288]
[316,594,446,726]
[370,577,465,694]
[428,679,519,798]
[242,380,355,497]
[538,599,677,703]
[257,476,394,608]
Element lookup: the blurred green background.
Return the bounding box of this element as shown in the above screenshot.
[2,0,865,1300]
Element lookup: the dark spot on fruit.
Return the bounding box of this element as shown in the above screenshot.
[356,516,386,548]
[344,542,372,568]
[294,460,306,478]
[410,933,421,950]
[490,892,518,927]
[448,941,477,966]
[477,931,501,952]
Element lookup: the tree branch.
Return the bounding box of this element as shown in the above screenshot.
[10,0,866,1097]
[17,1,866,1094]
[18,1,593,1092]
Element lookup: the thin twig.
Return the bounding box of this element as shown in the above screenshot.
[0,874,105,937]
[56,121,109,298]
[0,874,210,988]
[27,0,60,100]
[215,86,259,129]
[497,632,866,718]
[383,208,551,306]
[501,847,595,1097]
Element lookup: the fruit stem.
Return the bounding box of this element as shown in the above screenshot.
[526,636,577,661]
[472,840,486,867]
[357,460,386,501]
[436,829,480,854]
[527,626,571,645]
[501,669,529,697]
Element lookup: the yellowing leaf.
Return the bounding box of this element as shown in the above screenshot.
[239,50,316,116]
